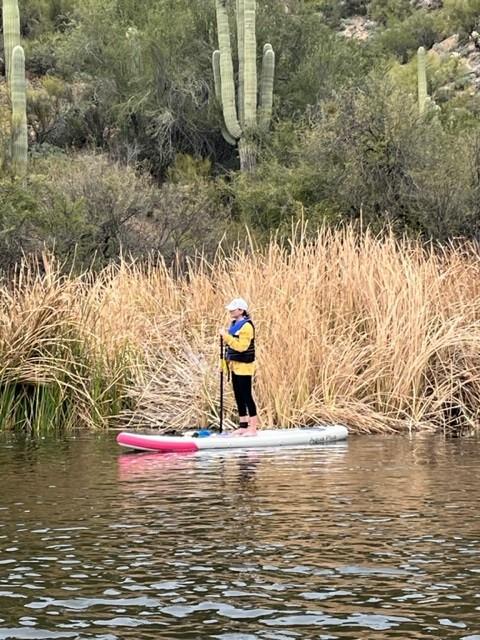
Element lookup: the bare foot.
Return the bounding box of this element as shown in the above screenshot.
[235,428,258,437]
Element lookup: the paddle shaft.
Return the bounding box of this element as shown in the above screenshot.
[220,335,224,433]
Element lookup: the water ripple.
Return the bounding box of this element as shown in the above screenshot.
[0,435,480,638]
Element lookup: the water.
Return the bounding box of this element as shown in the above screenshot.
[0,434,479,639]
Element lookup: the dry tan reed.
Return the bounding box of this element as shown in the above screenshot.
[2,227,480,434]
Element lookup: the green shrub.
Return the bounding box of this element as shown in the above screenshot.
[28,75,72,144]
[342,0,369,17]
[304,73,480,239]
[441,92,480,131]
[226,151,339,234]
[167,153,212,183]
[228,162,304,232]
[375,10,442,62]
[0,153,230,270]
[276,21,375,112]
[25,32,65,75]
[0,178,38,270]
[25,76,106,150]
[389,48,471,102]
[407,129,480,239]
[441,0,480,39]
[55,0,219,174]
[20,0,76,37]
[311,0,367,27]
[368,0,413,25]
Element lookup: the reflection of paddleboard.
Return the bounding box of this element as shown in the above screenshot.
[117,451,197,478]
[116,426,348,453]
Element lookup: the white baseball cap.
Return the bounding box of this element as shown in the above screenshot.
[226,297,249,312]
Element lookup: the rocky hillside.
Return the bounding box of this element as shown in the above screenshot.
[339,1,480,91]
[433,33,480,90]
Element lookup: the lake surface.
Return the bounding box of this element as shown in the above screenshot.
[0,434,479,640]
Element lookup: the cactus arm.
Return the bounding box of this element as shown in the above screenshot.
[258,44,275,131]
[417,46,428,115]
[215,0,242,140]
[243,0,257,128]
[212,51,237,146]
[236,0,245,127]
[212,50,222,103]
[221,126,238,146]
[3,0,21,85]
[11,45,28,176]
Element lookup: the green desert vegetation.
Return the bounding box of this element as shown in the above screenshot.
[1,0,480,433]
[2,0,480,257]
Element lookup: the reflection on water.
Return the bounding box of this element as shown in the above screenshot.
[0,435,480,639]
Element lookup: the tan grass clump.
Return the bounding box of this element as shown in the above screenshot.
[2,226,480,435]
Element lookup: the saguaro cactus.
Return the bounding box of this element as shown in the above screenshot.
[11,45,28,176]
[2,0,28,175]
[213,0,275,172]
[2,0,21,85]
[417,46,428,114]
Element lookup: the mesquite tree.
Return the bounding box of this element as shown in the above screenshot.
[212,0,275,172]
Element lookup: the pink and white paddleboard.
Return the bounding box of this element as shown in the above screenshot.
[116,426,348,453]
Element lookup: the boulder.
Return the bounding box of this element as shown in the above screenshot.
[430,33,480,92]
[432,34,460,55]
[464,52,480,90]
[339,16,377,41]
[410,0,443,9]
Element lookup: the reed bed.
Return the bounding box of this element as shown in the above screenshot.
[2,226,480,435]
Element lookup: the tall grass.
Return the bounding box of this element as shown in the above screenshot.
[0,257,134,433]
[2,227,480,435]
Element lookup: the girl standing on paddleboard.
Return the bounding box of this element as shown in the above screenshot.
[220,298,258,436]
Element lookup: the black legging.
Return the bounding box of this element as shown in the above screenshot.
[231,373,257,418]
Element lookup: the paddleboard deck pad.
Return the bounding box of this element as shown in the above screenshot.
[117,426,348,453]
